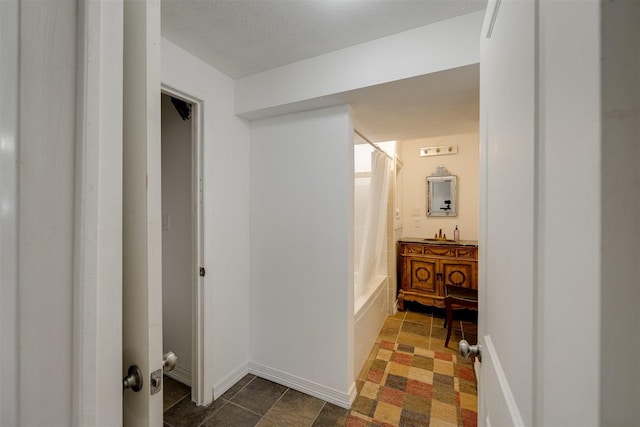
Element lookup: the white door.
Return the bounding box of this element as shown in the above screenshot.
[477,1,535,425]
[122,0,164,424]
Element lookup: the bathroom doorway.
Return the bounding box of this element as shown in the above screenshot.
[160,89,205,407]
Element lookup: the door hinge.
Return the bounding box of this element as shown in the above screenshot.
[199,267,205,277]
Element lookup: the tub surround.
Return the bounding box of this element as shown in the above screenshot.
[397,238,478,310]
[353,276,388,382]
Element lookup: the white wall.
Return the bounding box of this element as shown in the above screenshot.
[249,105,355,408]
[162,38,252,402]
[235,11,484,120]
[161,94,193,380]
[399,132,479,240]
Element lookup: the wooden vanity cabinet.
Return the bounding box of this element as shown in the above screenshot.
[397,240,478,310]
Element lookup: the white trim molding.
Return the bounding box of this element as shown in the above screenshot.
[72,0,123,425]
[160,84,209,406]
[166,366,193,388]
[213,363,250,400]
[0,0,20,424]
[248,362,354,409]
[483,335,525,427]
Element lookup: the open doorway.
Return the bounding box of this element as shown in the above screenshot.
[160,90,205,410]
[349,67,480,423]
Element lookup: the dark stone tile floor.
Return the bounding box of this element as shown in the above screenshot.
[163,375,350,427]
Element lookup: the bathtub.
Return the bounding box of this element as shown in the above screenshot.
[354,273,388,378]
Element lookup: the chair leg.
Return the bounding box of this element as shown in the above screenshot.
[445,303,453,347]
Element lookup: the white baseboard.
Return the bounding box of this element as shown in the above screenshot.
[347,381,357,407]
[166,365,191,387]
[213,363,249,400]
[248,362,353,409]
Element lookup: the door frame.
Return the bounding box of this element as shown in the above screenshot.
[161,84,208,406]
[0,0,20,424]
[73,0,124,424]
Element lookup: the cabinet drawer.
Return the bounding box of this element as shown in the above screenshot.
[423,246,456,257]
[456,247,478,260]
[402,244,423,255]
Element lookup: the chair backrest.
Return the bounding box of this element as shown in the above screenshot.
[444,284,478,302]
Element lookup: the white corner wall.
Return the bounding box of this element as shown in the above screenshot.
[399,132,479,240]
[162,38,251,401]
[249,105,355,408]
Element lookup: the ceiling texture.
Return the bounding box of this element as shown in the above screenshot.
[161,0,486,141]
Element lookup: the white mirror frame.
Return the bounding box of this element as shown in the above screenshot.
[426,165,458,217]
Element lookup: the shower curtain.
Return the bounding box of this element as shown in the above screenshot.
[356,150,391,299]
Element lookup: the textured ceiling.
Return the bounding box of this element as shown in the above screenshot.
[161,0,487,79]
[161,0,484,141]
[349,64,479,142]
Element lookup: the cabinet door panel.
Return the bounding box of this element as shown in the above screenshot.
[408,258,438,294]
[441,260,475,289]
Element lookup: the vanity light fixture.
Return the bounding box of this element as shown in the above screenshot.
[419,145,458,157]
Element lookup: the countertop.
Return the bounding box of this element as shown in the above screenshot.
[398,237,478,247]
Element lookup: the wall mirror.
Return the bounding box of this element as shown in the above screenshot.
[426,165,457,217]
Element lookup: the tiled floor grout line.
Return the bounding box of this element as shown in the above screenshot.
[195,397,271,427]
[309,401,327,427]
[164,390,190,414]
[224,399,267,418]
[223,374,256,401]
[428,313,434,349]
[264,386,289,417]
[214,376,281,421]
[395,309,406,344]
[195,401,226,427]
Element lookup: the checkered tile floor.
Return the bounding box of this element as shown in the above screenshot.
[347,307,478,427]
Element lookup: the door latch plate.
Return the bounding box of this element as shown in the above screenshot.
[150,369,162,395]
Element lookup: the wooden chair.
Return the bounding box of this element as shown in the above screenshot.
[444,284,478,347]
